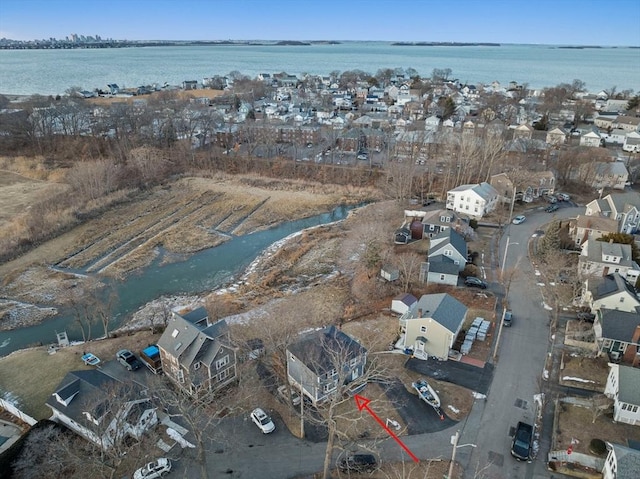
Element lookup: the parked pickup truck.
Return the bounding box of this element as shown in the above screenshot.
[140,345,162,374]
[511,421,534,461]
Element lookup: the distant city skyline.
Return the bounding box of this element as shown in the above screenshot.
[1,0,640,47]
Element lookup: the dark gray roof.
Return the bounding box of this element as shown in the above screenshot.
[46,370,119,423]
[618,365,640,405]
[182,306,209,325]
[600,308,640,341]
[287,326,367,376]
[429,228,467,257]
[589,274,639,302]
[610,443,640,479]
[606,192,640,216]
[158,309,229,368]
[582,240,636,269]
[393,293,417,306]
[410,293,467,334]
[428,257,460,275]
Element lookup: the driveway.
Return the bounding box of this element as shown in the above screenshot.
[384,379,457,434]
[405,357,494,395]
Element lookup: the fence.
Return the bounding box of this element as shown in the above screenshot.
[0,398,38,426]
[548,450,604,470]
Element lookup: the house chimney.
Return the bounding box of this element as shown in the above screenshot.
[418,309,423,318]
[609,238,614,244]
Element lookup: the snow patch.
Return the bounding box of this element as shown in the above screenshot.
[543,370,549,380]
[535,270,541,276]
[543,303,553,310]
[562,376,595,383]
[472,392,486,400]
[447,405,460,414]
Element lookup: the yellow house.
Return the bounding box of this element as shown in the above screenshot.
[398,293,468,360]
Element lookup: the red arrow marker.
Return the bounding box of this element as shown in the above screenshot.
[354,394,419,463]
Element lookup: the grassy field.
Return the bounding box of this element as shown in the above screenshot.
[0,329,159,419]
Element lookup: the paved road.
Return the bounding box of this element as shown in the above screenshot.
[458,204,582,479]
[122,203,586,478]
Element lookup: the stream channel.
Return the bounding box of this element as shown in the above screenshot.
[0,205,352,357]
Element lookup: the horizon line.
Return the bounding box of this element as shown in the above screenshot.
[3,38,639,48]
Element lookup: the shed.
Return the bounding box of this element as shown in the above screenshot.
[381,264,400,282]
[391,293,418,315]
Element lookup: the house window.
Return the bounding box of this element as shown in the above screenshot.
[328,368,337,377]
[194,362,201,370]
[632,405,639,413]
[171,329,179,338]
[444,250,452,256]
[218,369,230,381]
[603,339,612,348]
[324,382,337,393]
[216,355,229,370]
[420,326,427,333]
[176,369,184,383]
[620,297,625,303]
[440,274,445,280]
[349,358,358,368]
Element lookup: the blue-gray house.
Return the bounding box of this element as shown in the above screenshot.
[287,326,367,405]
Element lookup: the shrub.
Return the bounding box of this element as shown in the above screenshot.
[589,438,607,456]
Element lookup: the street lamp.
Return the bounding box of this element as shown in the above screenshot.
[445,430,477,479]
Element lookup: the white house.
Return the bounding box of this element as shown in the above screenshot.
[579,238,640,283]
[446,182,500,219]
[580,129,602,147]
[602,442,640,479]
[46,370,158,449]
[623,131,640,153]
[604,364,640,425]
[424,115,441,132]
[586,162,629,190]
[582,274,640,313]
[584,192,640,234]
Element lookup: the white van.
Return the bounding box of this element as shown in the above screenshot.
[557,192,570,201]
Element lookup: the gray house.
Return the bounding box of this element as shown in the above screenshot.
[419,209,458,238]
[428,228,468,272]
[158,307,237,398]
[424,259,460,286]
[287,326,367,405]
[594,308,640,364]
[46,370,157,450]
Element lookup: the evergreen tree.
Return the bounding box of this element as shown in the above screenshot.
[537,220,562,257]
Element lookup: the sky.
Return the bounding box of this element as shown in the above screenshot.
[1,0,639,46]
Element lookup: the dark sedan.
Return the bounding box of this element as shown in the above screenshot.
[464,276,487,289]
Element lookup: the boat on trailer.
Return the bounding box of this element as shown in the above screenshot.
[412,378,445,420]
[412,379,440,407]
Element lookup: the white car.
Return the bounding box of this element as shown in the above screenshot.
[512,215,526,225]
[250,407,275,434]
[133,458,171,479]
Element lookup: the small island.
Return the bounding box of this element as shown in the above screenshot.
[391,41,500,47]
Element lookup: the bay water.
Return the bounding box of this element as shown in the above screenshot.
[1,42,639,96]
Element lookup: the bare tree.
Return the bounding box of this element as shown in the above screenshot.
[587,393,613,423]
[295,329,391,479]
